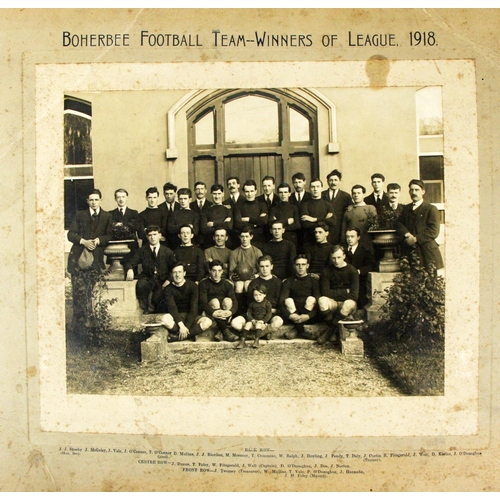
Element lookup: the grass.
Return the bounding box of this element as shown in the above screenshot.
[65,328,404,398]
[362,324,445,396]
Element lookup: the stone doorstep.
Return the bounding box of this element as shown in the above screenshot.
[167,337,316,351]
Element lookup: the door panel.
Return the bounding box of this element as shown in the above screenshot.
[193,158,217,188]
[225,154,282,188]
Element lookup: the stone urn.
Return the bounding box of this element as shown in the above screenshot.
[104,239,134,280]
[338,319,364,356]
[368,229,400,272]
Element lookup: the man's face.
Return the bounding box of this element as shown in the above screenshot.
[146,192,159,208]
[239,232,253,248]
[227,179,240,194]
[258,259,273,278]
[115,192,127,208]
[214,229,228,248]
[310,181,322,199]
[146,230,161,246]
[253,290,266,303]
[331,249,346,268]
[178,194,191,209]
[293,178,305,193]
[371,177,384,194]
[164,189,176,204]
[294,258,309,277]
[211,189,223,205]
[314,227,328,244]
[262,180,275,196]
[345,230,360,247]
[351,188,364,204]
[328,175,340,190]
[209,265,223,282]
[388,188,400,204]
[243,185,256,201]
[87,194,101,211]
[195,184,207,200]
[409,184,425,203]
[171,265,186,285]
[278,187,291,202]
[179,227,193,245]
[271,223,285,240]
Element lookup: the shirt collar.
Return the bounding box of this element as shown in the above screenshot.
[413,199,424,209]
[90,208,100,215]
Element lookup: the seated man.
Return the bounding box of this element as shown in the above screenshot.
[173,224,206,283]
[345,227,376,308]
[231,255,283,339]
[204,226,232,279]
[167,187,200,249]
[279,254,320,338]
[160,262,210,342]
[125,225,175,314]
[317,245,359,344]
[198,260,239,342]
[304,223,335,278]
[262,220,296,280]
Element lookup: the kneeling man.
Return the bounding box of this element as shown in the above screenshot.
[317,245,359,344]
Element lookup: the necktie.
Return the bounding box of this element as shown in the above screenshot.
[199,200,203,209]
[152,247,157,259]
[92,210,98,218]
[412,203,417,211]
[348,246,353,254]
[231,195,235,204]
[266,195,270,207]
[376,196,380,206]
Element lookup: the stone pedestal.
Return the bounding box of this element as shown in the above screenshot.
[141,324,170,362]
[364,271,399,323]
[338,320,364,357]
[101,279,143,330]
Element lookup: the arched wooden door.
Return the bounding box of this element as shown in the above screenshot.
[187,89,318,188]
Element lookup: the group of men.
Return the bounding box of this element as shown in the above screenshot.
[67,170,444,346]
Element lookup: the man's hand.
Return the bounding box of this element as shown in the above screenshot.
[213,309,231,320]
[178,323,189,340]
[288,217,294,225]
[404,233,417,246]
[241,217,250,222]
[126,269,134,281]
[162,280,170,288]
[301,215,317,222]
[255,320,265,330]
[82,239,97,251]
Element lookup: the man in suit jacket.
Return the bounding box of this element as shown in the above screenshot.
[223,176,245,249]
[67,188,113,275]
[109,188,140,276]
[125,225,176,313]
[256,175,279,241]
[190,181,213,248]
[322,169,353,245]
[364,173,390,211]
[396,179,444,273]
[289,172,312,208]
[345,227,376,308]
[158,182,180,216]
[386,182,405,215]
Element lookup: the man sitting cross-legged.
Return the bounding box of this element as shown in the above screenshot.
[317,245,359,345]
[278,254,320,339]
[159,262,211,342]
[125,225,175,314]
[231,255,283,341]
[198,260,239,342]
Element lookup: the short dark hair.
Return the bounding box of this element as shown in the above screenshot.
[239,224,254,236]
[146,225,161,234]
[371,173,385,182]
[163,182,177,192]
[170,261,186,272]
[345,227,361,236]
[270,220,284,229]
[277,182,291,192]
[387,183,401,191]
[262,175,275,184]
[294,253,309,263]
[177,188,192,197]
[146,187,159,196]
[208,259,224,270]
[327,169,342,181]
[253,284,268,295]
[226,176,240,185]
[292,172,306,182]
[351,184,366,194]
[243,180,257,190]
[314,222,329,232]
[87,189,102,199]
[258,254,273,265]
[409,179,425,190]
[114,188,128,197]
[213,226,228,235]
[310,178,323,187]
[178,224,193,234]
[211,183,224,193]
[194,181,206,189]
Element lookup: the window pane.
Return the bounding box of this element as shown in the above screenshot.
[420,155,444,180]
[289,107,310,142]
[195,110,215,145]
[64,178,95,229]
[416,86,443,136]
[225,95,279,144]
[64,112,92,165]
